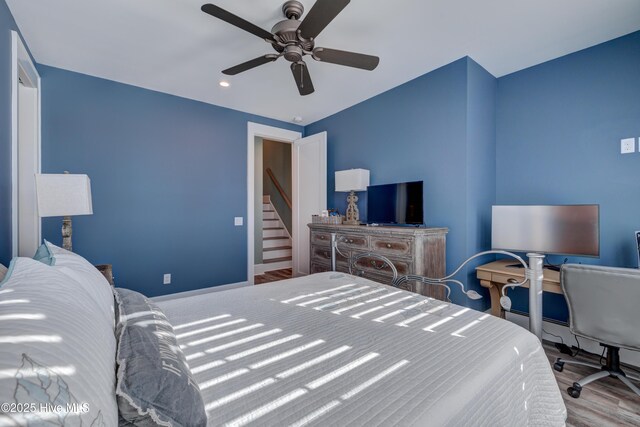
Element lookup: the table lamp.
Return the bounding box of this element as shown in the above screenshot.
[35,173,93,252]
[335,169,370,225]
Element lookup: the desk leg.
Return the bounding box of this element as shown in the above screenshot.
[480,280,506,319]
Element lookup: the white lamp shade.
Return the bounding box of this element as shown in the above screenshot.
[35,174,93,217]
[335,169,370,192]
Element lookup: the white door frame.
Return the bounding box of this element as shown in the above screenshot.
[11,31,41,257]
[247,122,302,284]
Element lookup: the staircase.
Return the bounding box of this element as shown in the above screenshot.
[260,195,292,271]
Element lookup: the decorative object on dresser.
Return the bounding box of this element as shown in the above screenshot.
[335,169,369,225]
[35,172,93,251]
[308,223,447,299]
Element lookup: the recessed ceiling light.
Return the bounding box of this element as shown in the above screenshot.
[219,81,230,88]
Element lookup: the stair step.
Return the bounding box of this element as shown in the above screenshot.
[263,246,292,252]
[264,256,292,264]
[264,227,284,230]
[264,236,289,240]
[263,228,288,238]
[263,211,277,219]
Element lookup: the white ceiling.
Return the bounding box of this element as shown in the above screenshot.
[7,0,640,125]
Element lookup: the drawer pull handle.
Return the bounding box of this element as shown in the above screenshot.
[370,260,387,270]
[386,243,392,248]
[319,236,325,240]
[348,239,353,243]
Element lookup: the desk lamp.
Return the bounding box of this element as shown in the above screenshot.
[35,173,93,252]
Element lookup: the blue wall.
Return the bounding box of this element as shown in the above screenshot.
[0,1,33,265]
[305,57,497,309]
[39,65,301,297]
[496,30,640,321]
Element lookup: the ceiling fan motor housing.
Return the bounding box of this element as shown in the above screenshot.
[271,1,314,60]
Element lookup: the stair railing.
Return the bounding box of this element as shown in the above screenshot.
[266,168,292,210]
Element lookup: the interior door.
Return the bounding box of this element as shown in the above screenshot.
[17,81,40,257]
[292,132,327,276]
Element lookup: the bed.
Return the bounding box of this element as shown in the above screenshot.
[0,241,566,426]
[157,271,567,426]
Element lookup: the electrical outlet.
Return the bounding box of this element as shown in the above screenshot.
[621,137,635,154]
[163,273,171,285]
[234,216,243,226]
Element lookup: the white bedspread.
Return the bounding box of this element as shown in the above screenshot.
[157,272,566,427]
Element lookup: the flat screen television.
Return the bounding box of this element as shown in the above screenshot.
[367,181,423,226]
[492,205,600,257]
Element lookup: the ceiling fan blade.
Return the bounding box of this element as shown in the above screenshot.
[313,47,379,70]
[297,0,350,40]
[291,62,314,96]
[201,4,275,42]
[222,55,278,75]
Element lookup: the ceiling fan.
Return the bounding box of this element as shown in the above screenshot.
[201,0,380,96]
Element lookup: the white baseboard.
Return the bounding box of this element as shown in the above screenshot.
[152,281,250,302]
[505,311,640,368]
[254,261,292,275]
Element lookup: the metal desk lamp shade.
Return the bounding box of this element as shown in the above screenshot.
[335,169,369,225]
[35,173,93,252]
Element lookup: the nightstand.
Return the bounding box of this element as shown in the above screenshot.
[95,264,114,286]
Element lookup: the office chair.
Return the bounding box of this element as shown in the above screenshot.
[554,264,640,398]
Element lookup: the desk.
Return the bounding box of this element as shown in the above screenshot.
[476,259,561,318]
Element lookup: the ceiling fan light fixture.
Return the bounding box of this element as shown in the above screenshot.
[219,80,230,87]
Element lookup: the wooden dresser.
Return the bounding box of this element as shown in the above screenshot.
[307,223,448,300]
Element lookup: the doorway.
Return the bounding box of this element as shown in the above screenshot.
[11,31,41,257]
[246,123,327,284]
[254,138,293,282]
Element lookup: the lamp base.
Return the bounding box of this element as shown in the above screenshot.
[345,190,360,225]
[62,216,72,252]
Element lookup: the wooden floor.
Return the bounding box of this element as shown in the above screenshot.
[254,268,292,285]
[252,269,640,424]
[543,342,640,426]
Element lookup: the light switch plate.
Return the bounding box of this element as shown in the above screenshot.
[234,217,243,226]
[621,137,635,154]
[163,273,171,285]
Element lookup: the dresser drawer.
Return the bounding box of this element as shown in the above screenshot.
[310,261,350,275]
[310,262,331,274]
[370,236,413,256]
[311,245,349,265]
[352,255,411,277]
[338,233,368,249]
[354,270,396,287]
[311,231,332,246]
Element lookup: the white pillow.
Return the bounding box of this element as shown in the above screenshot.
[0,257,118,426]
[0,263,7,282]
[41,241,115,329]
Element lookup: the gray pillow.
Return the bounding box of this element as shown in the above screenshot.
[114,288,207,427]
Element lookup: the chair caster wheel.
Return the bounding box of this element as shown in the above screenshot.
[553,362,564,372]
[567,383,582,398]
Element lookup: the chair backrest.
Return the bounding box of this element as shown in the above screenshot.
[561,264,640,351]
